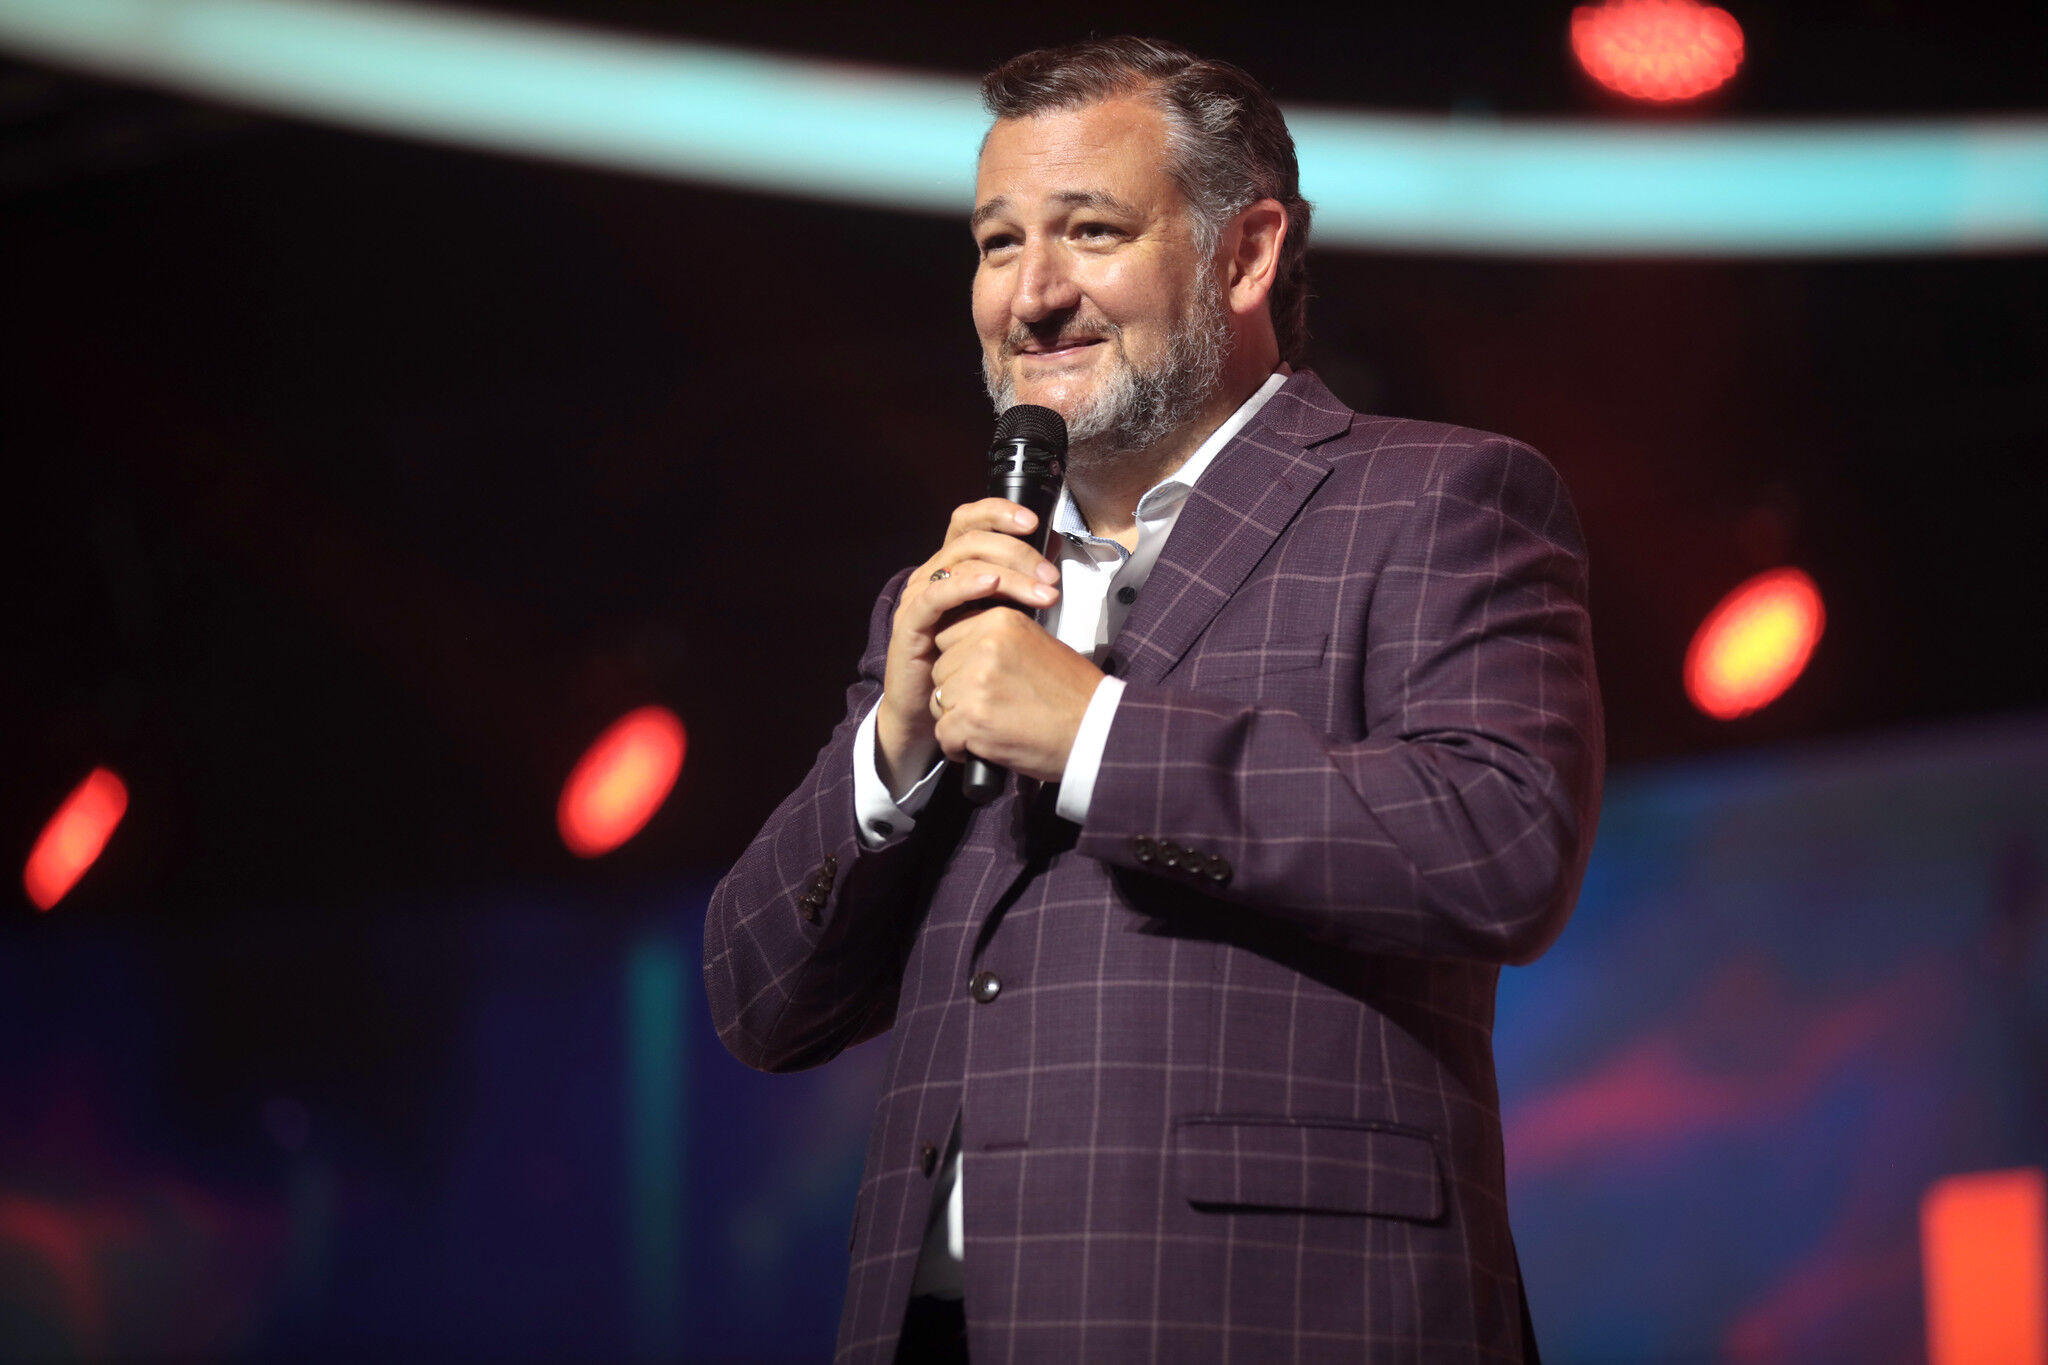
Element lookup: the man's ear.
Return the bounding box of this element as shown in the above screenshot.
[1224,198,1288,317]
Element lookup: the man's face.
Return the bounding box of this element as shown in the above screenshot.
[972,94,1227,459]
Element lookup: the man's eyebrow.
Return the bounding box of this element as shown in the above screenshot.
[1052,189,1141,218]
[970,197,1009,232]
[969,190,1142,232]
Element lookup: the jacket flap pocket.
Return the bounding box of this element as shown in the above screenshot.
[1188,633,1329,684]
[1174,1116,1443,1220]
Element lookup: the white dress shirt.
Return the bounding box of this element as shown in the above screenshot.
[850,371,1288,1299]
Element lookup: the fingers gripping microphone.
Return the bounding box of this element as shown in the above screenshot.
[961,404,1068,805]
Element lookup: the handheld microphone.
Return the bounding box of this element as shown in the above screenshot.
[961,404,1068,805]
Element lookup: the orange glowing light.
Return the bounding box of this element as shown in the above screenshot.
[1684,567,1824,720]
[1922,1168,2048,1365]
[557,706,686,858]
[1572,0,1744,103]
[23,768,129,911]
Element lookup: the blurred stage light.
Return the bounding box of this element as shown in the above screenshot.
[1,0,2045,255]
[1572,0,1745,104]
[558,706,686,858]
[23,767,129,911]
[1684,567,1824,720]
[1921,1168,2047,1365]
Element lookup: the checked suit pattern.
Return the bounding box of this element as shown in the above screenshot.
[704,370,1604,1363]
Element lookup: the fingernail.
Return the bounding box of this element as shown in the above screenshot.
[979,573,997,587]
[1013,510,1034,529]
[1033,584,1055,602]
[1035,562,1060,583]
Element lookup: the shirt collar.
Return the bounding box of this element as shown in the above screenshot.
[1052,370,1289,541]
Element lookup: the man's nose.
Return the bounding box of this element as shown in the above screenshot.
[1011,239,1080,324]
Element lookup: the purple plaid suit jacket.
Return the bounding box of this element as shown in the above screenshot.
[705,370,1603,1363]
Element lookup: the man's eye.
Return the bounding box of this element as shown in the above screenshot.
[1076,222,1122,240]
[978,234,1018,256]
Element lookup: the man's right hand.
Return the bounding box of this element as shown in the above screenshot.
[875,498,1061,798]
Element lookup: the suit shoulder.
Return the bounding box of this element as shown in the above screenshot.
[1320,412,1569,505]
[1322,412,1550,476]
[1299,411,1582,555]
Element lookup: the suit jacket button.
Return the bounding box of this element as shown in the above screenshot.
[969,971,1002,1003]
[800,902,821,924]
[919,1142,938,1176]
[823,854,838,873]
[1207,855,1232,884]
[1131,836,1157,864]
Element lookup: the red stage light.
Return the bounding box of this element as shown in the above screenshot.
[1684,567,1824,720]
[1921,1168,2048,1365]
[558,706,686,858]
[23,768,129,911]
[1572,0,1744,103]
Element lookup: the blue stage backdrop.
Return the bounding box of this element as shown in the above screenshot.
[2,711,2044,1361]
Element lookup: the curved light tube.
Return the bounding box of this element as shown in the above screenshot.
[2,0,2045,254]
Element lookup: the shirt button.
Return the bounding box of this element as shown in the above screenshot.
[919,1142,938,1176]
[1116,585,1136,605]
[969,971,1002,1003]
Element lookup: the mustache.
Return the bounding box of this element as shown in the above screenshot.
[1000,313,1122,359]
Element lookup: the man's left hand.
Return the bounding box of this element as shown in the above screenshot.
[929,607,1103,783]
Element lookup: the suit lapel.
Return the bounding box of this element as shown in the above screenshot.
[1111,370,1353,686]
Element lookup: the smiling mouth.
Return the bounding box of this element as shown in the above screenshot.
[1016,339,1103,361]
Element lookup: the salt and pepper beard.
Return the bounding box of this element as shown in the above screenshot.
[983,262,1233,473]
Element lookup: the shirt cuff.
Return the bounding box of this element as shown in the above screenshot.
[853,703,945,849]
[1054,676,1126,826]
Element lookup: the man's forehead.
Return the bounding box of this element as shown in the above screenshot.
[972,96,1175,222]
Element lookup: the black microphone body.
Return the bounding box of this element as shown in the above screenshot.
[961,405,1068,805]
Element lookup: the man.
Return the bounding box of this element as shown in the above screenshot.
[705,36,1602,1364]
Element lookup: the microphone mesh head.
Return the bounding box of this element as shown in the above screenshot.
[994,404,1069,458]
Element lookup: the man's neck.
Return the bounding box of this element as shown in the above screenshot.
[1068,361,1288,549]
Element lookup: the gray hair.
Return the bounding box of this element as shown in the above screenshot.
[980,36,1314,362]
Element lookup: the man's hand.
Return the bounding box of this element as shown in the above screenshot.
[929,607,1103,783]
[875,498,1063,795]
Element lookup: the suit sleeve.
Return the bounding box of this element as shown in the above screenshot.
[702,566,933,1072]
[1075,438,1604,965]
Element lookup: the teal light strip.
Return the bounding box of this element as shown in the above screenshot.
[2,0,2044,254]
[624,929,684,1360]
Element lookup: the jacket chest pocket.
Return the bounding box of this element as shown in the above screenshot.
[1185,632,1330,691]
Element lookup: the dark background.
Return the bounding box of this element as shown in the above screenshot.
[6,0,2045,916]
[2,3,2045,1359]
